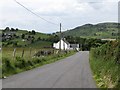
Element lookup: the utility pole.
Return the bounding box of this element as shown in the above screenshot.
[59,23,62,52]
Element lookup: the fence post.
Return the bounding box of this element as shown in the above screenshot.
[13,48,16,60]
[22,49,24,58]
[35,49,37,54]
[30,47,32,59]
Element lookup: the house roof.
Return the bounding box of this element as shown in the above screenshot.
[62,39,70,45]
[54,38,70,45]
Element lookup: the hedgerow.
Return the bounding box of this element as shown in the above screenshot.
[90,41,120,88]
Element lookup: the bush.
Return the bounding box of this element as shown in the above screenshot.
[15,57,27,69]
[27,61,34,66]
[2,58,16,76]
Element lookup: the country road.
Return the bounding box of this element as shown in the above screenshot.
[3,51,97,88]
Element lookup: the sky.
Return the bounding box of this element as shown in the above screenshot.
[0,0,119,33]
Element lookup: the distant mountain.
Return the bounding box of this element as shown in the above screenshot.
[63,22,118,39]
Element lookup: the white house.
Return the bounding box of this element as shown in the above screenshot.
[53,39,70,50]
[53,39,79,51]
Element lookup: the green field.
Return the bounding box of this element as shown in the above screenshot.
[2,47,42,60]
[28,41,52,48]
[15,30,50,39]
[1,29,52,48]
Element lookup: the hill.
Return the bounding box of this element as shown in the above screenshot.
[1,22,118,48]
[1,28,53,48]
[63,22,118,39]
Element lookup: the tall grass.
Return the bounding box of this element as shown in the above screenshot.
[0,50,2,78]
[2,48,42,60]
[90,41,120,88]
[2,48,76,78]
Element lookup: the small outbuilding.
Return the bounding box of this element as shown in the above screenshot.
[70,44,79,51]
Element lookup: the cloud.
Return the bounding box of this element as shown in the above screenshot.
[0,0,119,33]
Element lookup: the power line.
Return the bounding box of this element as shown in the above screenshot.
[14,0,59,26]
[61,26,66,31]
[14,0,114,32]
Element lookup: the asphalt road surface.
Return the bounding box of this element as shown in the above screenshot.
[3,51,97,88]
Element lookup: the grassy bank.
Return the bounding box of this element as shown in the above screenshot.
[2,48,76,78]
[90,41,120,88]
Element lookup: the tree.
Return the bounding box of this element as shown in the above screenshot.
[2,33,5,37]
[11,28,15,31]
[28,31,31,34]
[48,35,59,42]
[21,34,25,39]
[13,42,18,47]
[28,35,31,38]
[32,30,36,35]
[16,28,19,31]
[4,27,10,31]
[13,34,17,38]
[37,37,41,41]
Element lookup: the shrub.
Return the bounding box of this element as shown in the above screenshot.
[2,58,16,76]
[15,57,27,69]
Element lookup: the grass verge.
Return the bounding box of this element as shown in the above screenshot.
[2,50,76,78]
[89,41,120,89]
